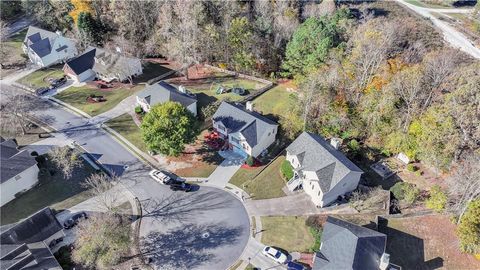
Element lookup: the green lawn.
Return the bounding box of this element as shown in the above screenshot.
[261,216,316,252]
[105,113,147,152]
[229,156,287,200]
[1,29,28,78]
[169,76,267,111]
[17,67,65,89]
[0,158,97,225]
[252,84,297,119]
[55,85,144,117]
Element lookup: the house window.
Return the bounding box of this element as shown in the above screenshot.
[267,132,271,136]
[311,183,314,190]
[231,137,240,144]
[15,175,21,180]
[318,191,320,196]
[243,144,249,150]
[217,125,225,131]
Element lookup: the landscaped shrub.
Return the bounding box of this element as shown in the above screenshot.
[280,159,294,180]
[35,155,47,166]
[30,151,39,156]
[347,139,360,156]
[390,182,406,200]
[309,227,322,252]
[426,185,447,212]
[134,106,143,114]
[54,246,75,270]
[403,184,421,204]
[246,155,254,166]
[406,164,417,172]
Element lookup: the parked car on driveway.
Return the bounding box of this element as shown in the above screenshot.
[169,182,193,192]
[63,211,88,229]
[48,237,63,248]
[35,87,49,96]
[287,261,306,270]
[50,77,67,89]
[262,246,288,264]
[149,169,184,185]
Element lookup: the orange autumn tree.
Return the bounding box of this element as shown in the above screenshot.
[69,0,93,25]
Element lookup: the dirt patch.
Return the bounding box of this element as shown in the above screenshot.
[165,130,224,178]
[381,214,480,270]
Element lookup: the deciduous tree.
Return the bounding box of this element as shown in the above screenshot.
[141,102,198,156]
[49,146,82,179]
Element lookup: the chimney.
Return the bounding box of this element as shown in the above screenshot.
[379,253,390,270]
[330,138,341,149]
[55,30,62,36]
[246,101,253,111]
[179,85,186,93]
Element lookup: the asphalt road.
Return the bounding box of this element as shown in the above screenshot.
[0,84,250,270]
[395,0,480,59]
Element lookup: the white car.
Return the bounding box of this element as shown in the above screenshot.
[262,246,288,264]
[149,170,182,184]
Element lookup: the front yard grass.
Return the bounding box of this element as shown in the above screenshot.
[1,29,28,79]
[55,84,144,117]
[168,74,267,111]
[252,83,297,120]
[17,66,65,89]
[261,216,315,252]
[105,113,147,152]
[0,157,97,225]
[229,155,287,200]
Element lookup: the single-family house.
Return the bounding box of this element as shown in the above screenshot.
[1,138,39,207]
[93,47,142,82]
[285,132,363,207]
[212,101,278,158]
[63,47,142,83]
[62,47,97,83]
[23,26,77,67]
[136,81,197,116]
[312,216,391,270]
[0,207,65,269]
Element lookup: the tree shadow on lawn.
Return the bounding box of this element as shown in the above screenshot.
[141,190,233,225]
[377,217,444,270]
[140,222,243,270]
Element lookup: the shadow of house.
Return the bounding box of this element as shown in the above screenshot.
[140,222,243,269]
[377,217,443,270]
[195,92,218,112]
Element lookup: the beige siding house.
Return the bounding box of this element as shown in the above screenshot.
[285,132,363,207]
[0,138,39,207]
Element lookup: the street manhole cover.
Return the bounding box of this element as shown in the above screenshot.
[202,232,210,238]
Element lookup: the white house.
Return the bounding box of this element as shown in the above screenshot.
[285,132,363,207]
[63,47,143,83]
[23,26,77,67]
[0,138,39,207]
[136,81,197,116]
[212,101,278,158]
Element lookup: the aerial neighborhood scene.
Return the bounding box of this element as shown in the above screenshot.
[1,0,479,269]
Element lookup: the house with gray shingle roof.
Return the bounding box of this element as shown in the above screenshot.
[285,132,363,207]
[212,101,278,158]
[136,81,197,116]
[313,216,391,270]
[23,26,77,67]
[0,138,39,207]
[0,207,64,270]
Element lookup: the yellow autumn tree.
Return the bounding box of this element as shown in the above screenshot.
[69,0,93,25]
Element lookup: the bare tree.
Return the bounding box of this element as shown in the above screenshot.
[49,146,83,179]
[82,173,122,213]
[447,154,480,223]
[0,94,35,136]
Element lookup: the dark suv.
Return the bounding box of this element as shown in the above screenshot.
[169,182,193,192]
[63,211,88,229]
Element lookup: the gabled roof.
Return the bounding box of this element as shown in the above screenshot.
[0,208,62,245]
[137,81,197,108]
[313,216,387,270]
[92,47,141,77]
[23,26,59,58]
[286,132,363,193]
[212,102,278,148]
[64,47,97,75]
[0,242,61,270]
[1,139,38,184]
